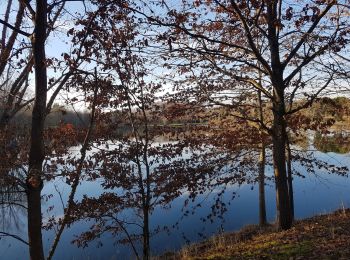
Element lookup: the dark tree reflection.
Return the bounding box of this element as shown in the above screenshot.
[314,132,350,154]
[0,128,28,240]
[0,168,27,234]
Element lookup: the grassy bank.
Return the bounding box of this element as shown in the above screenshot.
[158,208,350,259]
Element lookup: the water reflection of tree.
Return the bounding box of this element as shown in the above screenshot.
[314,132,350,154]
[0,167,27,246]
[0,168,26,229]
[0,128,28,243]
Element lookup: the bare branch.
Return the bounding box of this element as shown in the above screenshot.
[19,0,36,19]
[0,231,29,245]
[1,0,13,48]
[229,0,272,75]
[286,74,334,115]
[0,19,30,38]
[282,1,336,68]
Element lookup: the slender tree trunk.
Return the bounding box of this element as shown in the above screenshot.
[0,1,25,129]
[0,59,34,128]
[142,84,151,260]
[26,0,47,259]
[286,137,294,222]
[143,206,150,260]
[47,73,99,260]
[258,143,267,226]
[1,0,13,48]
[257,90,267,226]
[126,85,151,259]
[272,101,291,230]
[0,1,25,75]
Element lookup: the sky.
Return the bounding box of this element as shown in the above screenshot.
[0,0,95,110]
[1,0,350,113]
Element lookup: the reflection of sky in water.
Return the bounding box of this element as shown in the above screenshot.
[0,148,349,259]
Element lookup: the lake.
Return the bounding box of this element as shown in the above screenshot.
[0,134,349,259]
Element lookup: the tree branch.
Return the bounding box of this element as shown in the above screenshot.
[286,74,334,115]
[282,1,336,68]
[19,0,36,19]
[0,19,30,38]
[229,0,272,75]
[0,231,29,245]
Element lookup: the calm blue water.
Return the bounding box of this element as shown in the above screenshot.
[0,148,349,259]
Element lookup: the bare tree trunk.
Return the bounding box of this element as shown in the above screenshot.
[0,1,25,128]
[142,85,151,260]
[26,0,47,259]
[286,137,294,222]
[272,105,291,230]
[125,83,151,259]
[266,1,291,230]
[257,90,267,226]
[0,1,24,75]
[258,143,267,226]
[1,0,13,48]
[0,58,33,128]
[47,71,99,260]
[143,206,150,260]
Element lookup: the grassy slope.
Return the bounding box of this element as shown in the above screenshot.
[159,209,350,260]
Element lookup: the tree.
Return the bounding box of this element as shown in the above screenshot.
[0,0,90,258]
[124,0,350,230]
[0,0,71,128]
[257,90,267,226]
[0,0,28,126]
[46,69,99,260]
[58,4,258,257]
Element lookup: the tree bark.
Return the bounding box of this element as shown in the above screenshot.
[266,1,292,231]
[26,0,47,259]
[286,137,295,222]
[26,186,44,260]
[272,100,292,230]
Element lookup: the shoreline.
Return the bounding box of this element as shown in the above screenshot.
[157,208,350,259]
